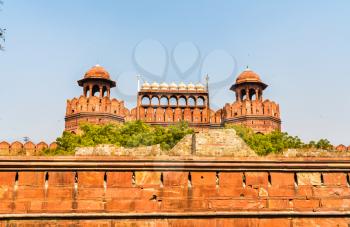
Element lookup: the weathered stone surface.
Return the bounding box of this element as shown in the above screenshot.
[297,172,322,186]
[167,129,256,157]
[194,129,256,157]
[135,172,161,187]
[75,144,162,156]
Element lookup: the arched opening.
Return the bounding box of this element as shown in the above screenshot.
[151,96,160,106]
[197,97,205,106]
[84,87,90,97]
[178,97,187,106]
[241,89,247,101]
[188,97,195,106]
[160,96,168,106]
[102,86,108,97]
[249,89,256,100]
[169,96,177,106]
[141,96,150,105]
[92,85,100,97]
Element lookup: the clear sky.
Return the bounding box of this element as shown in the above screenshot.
[0,0,349,145]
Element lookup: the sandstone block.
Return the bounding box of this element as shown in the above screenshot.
[270,172,295,187]
[18,172,45,187]
[297,172,321,186]
[107,172,132,187]
[191,172,216,187]
[78,172,104,188]
[219,172,243,187]
[323,173,347,186]
[48,172,75,187]
[245,172,268,187]
[135,171,161,187]
[163,172,188,187]
[0,172,16,186]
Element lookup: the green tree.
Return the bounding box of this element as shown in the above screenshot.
[315,139,333,150]
[50,121,193,155]
[226,124,325,156]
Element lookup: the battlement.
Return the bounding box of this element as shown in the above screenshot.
[0,141,57,155]
[1,157,350,226]
[66,95,127,116]
[65,96,129,132]
[224,99,281,133]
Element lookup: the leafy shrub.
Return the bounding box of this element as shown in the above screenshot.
[227,124,333,156]
[48,121,193,155]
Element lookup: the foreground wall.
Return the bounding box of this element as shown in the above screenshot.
[0,157,350,226]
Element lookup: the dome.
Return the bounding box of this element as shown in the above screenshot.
[195,83,205,91]
[84,64,110,79]
[169,82,178,90]
[160,82,169,90]
[187,82,195,90]
[235,68,262,84]
[78,64,116,87]
[178,82,186,90]
[141,81,150,90]
[151,82,159,90]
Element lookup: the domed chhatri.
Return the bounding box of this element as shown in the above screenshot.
[151,82,160,90]
[65,65,126,133]
[187,82,195,90]
[160,82,169,90]
[225,67,281,134]
[169,82,178,90]
[141,81,151,90]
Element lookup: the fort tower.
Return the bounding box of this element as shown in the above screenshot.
[65,65,128,133]
[223,68,281,133]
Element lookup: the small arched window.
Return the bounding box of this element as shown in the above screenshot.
[197,97,205,106]
[178,97,186,106]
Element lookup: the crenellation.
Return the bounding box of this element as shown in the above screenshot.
[0,141,56,155]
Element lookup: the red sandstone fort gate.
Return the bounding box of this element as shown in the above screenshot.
[65,65,281,133]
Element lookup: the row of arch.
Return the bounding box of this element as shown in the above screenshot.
[83,83,110,98]
[141,95,206,107]
[138,107,209,123]
[235,88,263,102]
[135,107,223,124]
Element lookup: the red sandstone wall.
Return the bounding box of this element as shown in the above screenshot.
[1,218,350,227]
[1,170,350,214]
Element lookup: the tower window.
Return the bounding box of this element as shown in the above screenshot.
[92,85,100,97]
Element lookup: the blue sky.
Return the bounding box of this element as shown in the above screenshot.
[0,0,349,145]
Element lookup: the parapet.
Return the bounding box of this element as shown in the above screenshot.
[0,141,57,155]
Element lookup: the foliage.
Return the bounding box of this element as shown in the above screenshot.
[304,139,333,150]
[48,121,193,155]
[227,124,333,156]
